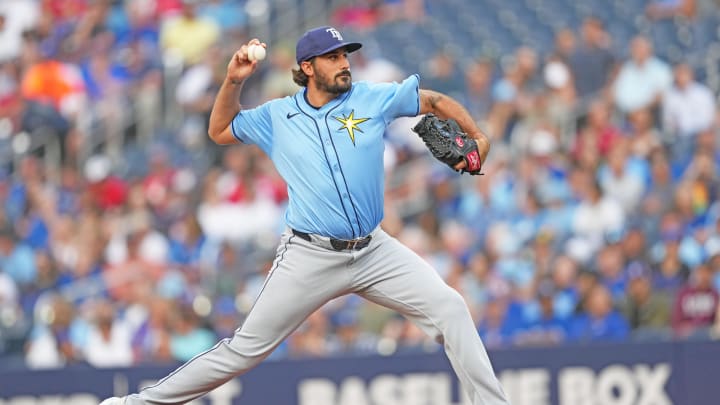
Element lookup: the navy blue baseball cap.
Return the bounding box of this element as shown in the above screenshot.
[295,26,362,64]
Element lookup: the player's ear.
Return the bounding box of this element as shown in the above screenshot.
[300,60,314,77]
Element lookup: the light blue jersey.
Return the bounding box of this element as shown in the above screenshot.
[231,75,420,240]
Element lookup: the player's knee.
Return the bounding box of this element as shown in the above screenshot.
[431,290,473,344]
[439,289,472,323]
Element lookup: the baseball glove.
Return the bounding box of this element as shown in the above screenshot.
[412,113,484,175]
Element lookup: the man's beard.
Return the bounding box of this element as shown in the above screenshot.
[314,69,352,94]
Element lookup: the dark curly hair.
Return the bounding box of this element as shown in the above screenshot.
[292,67,309,87]
[291,59,314,87]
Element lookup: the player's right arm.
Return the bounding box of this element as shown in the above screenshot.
[208,39,265,145]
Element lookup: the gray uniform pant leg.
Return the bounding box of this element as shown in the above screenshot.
[351,230,509,405]
[125,232,353,404]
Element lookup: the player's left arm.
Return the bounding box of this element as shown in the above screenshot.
[418,89,491,168]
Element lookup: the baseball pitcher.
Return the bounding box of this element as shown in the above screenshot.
[102,26,508,405]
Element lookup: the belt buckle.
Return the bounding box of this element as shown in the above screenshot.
[331,236,370,251]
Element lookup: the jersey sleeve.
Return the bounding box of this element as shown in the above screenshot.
[230,102,273,153]
[376,74,420,123]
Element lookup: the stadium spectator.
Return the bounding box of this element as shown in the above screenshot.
[452,251,509,319]
[514,280,569,346]
[598,139,647,213]
[159,0,220,66]
[540,58,576,135]
[530,230,556,277]
[571,100,621,168]
[612,36,673,114]
[570,179,625,254]
[420,50,465,99]
[47,214,82,274]
[573,270,599,314]
[459,58,494,122]
[504,282,543,333]
[24,295,80,368]
[705,223,720,263]
[477,295,519,349]
[551,255,581,319]
[84,155,128,210]
[130,296,174,364]
[390,318,439,354]
[487,58,525,139]
[0,271,18,310]
[625,108,663,160]
[569,284,630,342]
[0,269,28,363]
[652,224,691,291]
[168,303,216,362]
[662,63,716,140]
[327,310,380,355]
[680,149,718,219]
[82,299,134,367]
[66,0,113,54]
[640,150,676,234]
[207,295,240,340]
[0,0,41,63]
[594,243,628,300]
[0,226,37,289]
[567,17,616,100]
[618,261,672,340]
[20,40,87,119]
[174,44,223,125]
[103,229,166,304]
[288,310,333,358]
[550,28,576,64]
[621,226,651,265]
[141,148,178,219]
[167,213,212,272]
[672,263,719,338]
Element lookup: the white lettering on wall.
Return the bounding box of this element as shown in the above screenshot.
[299,373,467,405]
[500,368,550,405]
[559,363,671,405]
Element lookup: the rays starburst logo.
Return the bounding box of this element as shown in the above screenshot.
[334,110,370,146]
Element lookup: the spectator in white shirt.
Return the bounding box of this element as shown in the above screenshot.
[613,36,673,114]
[599,140,646,213]
[572,179,626,253]
[662,63,716,138]
[83,300,134,368]
[0,0,40,63]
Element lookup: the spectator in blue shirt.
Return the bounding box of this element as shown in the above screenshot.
[0,227,37,288]
[569,284,630,342]
[595,243,628,300]
[478,295,522,349]
[515,280,570,347]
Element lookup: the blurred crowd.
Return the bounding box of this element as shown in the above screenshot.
[1,0,720,371]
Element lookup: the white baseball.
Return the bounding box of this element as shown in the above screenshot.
[248,44,266,61]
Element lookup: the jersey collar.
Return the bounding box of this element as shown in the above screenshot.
[297,85,354,113]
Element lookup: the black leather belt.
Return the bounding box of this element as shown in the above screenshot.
[292,229,372,251]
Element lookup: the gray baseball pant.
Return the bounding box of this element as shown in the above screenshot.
[124,227,508,404]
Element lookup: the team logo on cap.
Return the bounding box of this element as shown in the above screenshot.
[335,110,369,146]
[326,27,343,40]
